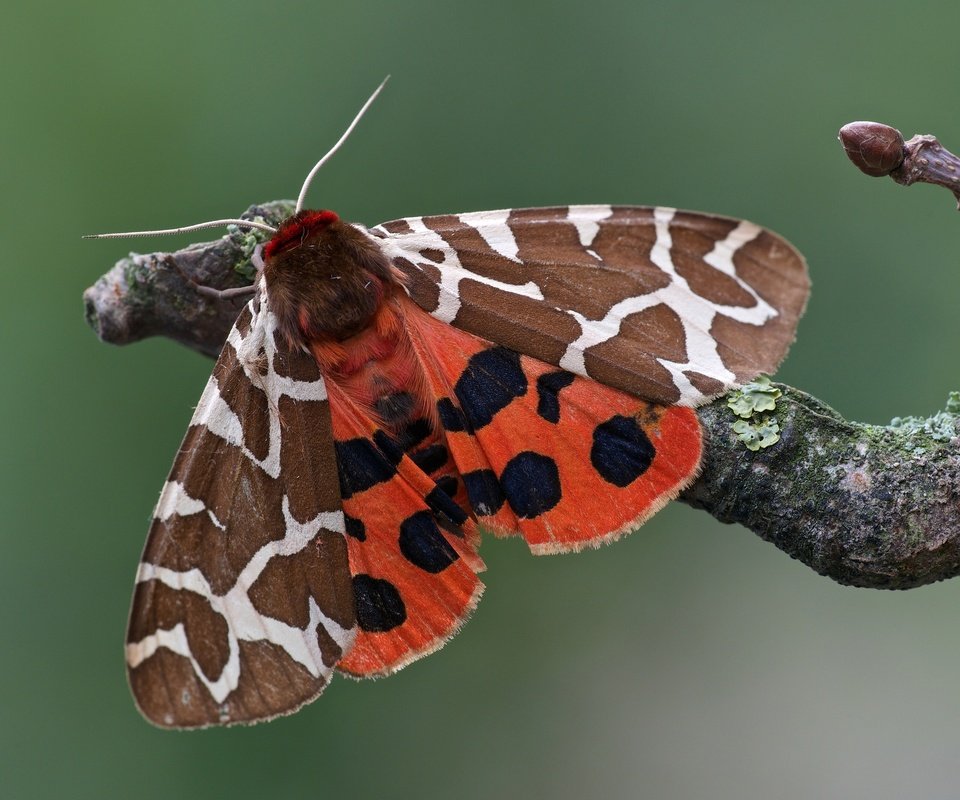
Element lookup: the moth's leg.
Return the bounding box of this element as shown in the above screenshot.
[251,243,265,275]
[163,255,257,301]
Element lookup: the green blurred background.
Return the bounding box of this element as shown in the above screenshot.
[5,1,960,797]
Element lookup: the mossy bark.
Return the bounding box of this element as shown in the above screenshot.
[84,202,293,358]
[685,388,960,589]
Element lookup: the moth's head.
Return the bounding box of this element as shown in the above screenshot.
[263,209,399,348]
[263,209,340,261]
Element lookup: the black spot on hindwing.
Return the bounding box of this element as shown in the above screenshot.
[435,475,459,498]
[344,514,366,541]
[372,430,404,466]
[398,511,459,573]
[374,392,415,424]
[410,444,448,474]
[591,415,656,487]
[334,438,396,499]
[500,452,562,518]
[396,417,432,451]
[454,346,527,429]
[437,397,470,433]
[463,469,505,516]
[536,370,575,423]
[424,483,468,525]
[352,574,406,632]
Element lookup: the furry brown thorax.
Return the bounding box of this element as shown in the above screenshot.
[263,210,401,348]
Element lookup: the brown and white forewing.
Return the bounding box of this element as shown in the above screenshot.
[126,289,356,728]
[368,206,809,405]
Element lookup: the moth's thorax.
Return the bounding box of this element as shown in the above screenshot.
[263,209,402,348]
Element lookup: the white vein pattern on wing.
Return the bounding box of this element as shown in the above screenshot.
[155,481,225,530]
[700,219,776,322]
[458,209,520,262]
[127,498,352,704]
[568,205,614,253]
[703,219,762,277]
[155,480,205,520]
[192,289,328,480]
[366,218,544,324]
[558,207,779,405]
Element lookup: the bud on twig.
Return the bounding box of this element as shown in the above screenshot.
[838,121,905,176]
[839,121,960,209]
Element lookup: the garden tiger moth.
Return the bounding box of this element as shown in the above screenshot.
[93,80,809,727]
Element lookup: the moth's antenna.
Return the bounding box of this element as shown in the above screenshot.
[87,79,389,240]
[295,76,390,213]
[84,218,278,240]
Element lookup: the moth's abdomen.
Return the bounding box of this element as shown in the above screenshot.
[321,311,482,677]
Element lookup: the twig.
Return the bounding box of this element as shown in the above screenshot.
[84,174,960,591]
[83,202,290,358]
[839,121,960,208]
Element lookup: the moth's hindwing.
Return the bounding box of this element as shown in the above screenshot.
[402,297,703,554]
[125,293,357,728]
[371,205,809,406]
[322,369,486,678]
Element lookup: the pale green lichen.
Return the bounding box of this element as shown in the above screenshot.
[732,416,781,451]
[948,392,960,414]
[228,220,270,283]
[227,201,297,282]
[727,375,782,418]
[122,257,145,290]
[888,392,960,443]
[726,376,783,450]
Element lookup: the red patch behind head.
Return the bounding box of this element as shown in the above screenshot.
[263,209,340,260]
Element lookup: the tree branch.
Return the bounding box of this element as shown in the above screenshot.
[84,149,960,591]
[685,387,960,589]
[83,202,291,358]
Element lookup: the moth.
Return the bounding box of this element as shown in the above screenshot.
[94,82,809,728]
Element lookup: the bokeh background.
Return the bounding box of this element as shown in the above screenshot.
[5,1,960,798]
